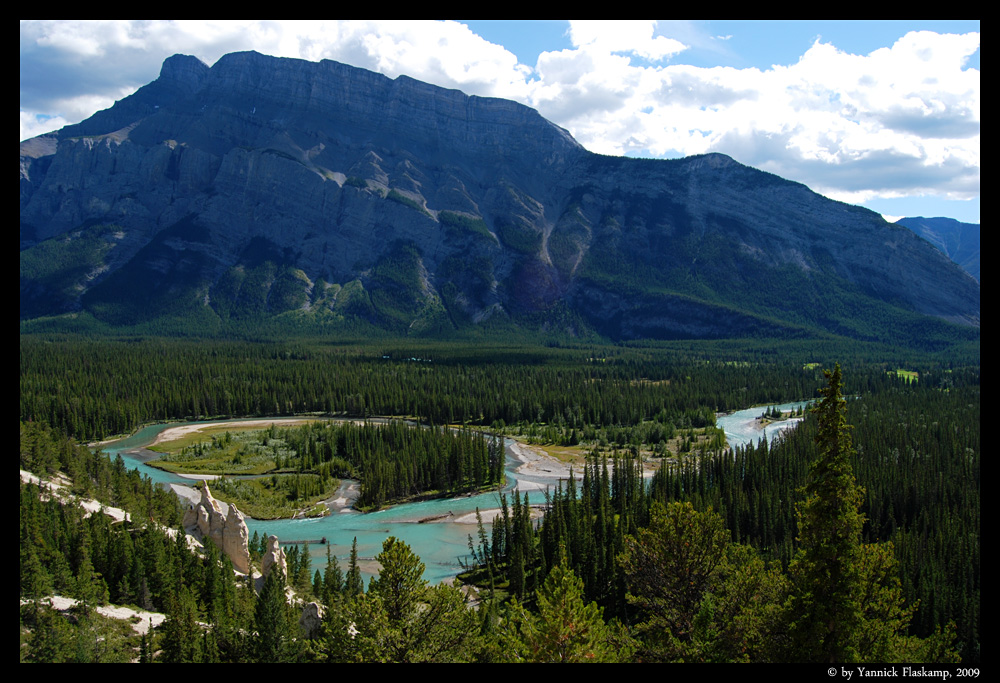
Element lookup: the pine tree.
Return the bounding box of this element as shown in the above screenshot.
[369,536,425,624]
[785,364,865,662]
[323,546,344,605]
[344,537,364,599]
[618,501,732,661]
[254,568,289,663]
[24,603,76,663]
[501,550,627,662]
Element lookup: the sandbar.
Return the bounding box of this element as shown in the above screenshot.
[150,418,315,447]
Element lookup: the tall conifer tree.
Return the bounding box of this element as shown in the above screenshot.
[323,546,344,604]
[786,364,865,662]
[254,568,288,663]
[345,537,364,599]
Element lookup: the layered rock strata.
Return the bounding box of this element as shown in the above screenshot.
[19,51,980,341]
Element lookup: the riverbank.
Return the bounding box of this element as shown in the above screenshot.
[716,401,811,453]
[139,417,527,520]
[435,440,576,525]
[105,415,595,523]
[506,440,576,490]
[150,418,318,448]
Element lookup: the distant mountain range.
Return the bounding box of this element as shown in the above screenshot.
[20,51,980,346]
[895,217,980,283]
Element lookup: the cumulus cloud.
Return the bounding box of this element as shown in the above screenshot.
[567,20,687,61]
[19,20,532,114]
[526,29,979,203]
[19,21,979,207]
[20,111,68,141]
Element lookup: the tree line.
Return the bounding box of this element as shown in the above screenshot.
[22,335,880,442]
[461,366,978,662]
[462,367,972,662]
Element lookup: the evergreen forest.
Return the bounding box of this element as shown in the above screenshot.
[150,419,504,514]
[19,333,979,664]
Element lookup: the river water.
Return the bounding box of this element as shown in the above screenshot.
[717,400,812,450]
[101,401,810,585]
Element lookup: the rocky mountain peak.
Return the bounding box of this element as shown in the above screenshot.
[19,51,979,346]
[188,51,583,166]
[158,53,210,92]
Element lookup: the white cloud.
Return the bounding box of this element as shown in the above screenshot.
[567,20,687,61]
[522,29,978,204]
[20,111,68,141]
[325,20,533,100]
[33,19,148,56]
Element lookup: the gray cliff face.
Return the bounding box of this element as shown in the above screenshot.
[562,153,979,329]
[19,52,979,342]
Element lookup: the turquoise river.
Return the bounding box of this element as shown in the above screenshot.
[101,401,809,585]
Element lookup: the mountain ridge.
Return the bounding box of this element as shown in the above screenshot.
[20,51,979,345]
[895,216,980,282]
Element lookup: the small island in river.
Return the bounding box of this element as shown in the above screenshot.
[146,418,505,519]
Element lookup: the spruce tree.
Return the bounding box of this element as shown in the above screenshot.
[254,568,288,663]
[295,543,312,595]
[345,537,364,599]
[785,364,865,662]
[323,546,344,604]
[501,550,627,662]
[161,586,200,663]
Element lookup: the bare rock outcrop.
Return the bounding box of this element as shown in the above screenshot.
[299,602,325,639]
[221,503,251,574]
[261,534,287,580]
[181,482,251,574]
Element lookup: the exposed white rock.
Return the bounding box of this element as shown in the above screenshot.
[222,503,251,574]
[182,482,251,574]
[22,595,166,635]
[299,601,325,639]
[261,534,287,580]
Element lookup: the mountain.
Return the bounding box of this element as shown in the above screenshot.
[20,51,980,345]
[895,216,980,282]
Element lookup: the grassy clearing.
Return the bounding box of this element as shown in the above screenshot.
[524,442,590,466]
[147,422,338,518]
[514,424,726,468]
[148,422,323,475]
[207,477,337,520]
[148,420,318,453]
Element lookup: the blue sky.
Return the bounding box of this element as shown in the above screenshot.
[20,20,979,223]
[463,20,982,71]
